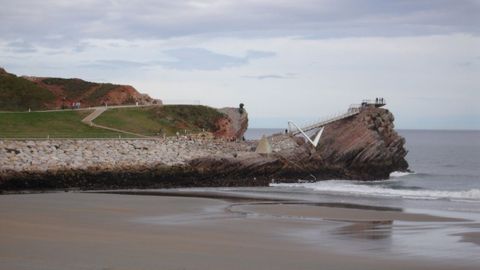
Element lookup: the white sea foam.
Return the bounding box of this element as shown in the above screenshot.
[271,181,480,201]
[390,171,414,178]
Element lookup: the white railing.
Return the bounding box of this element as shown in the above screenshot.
[290,107,361,135]
[162,100,201,105]
[362,98,386,106]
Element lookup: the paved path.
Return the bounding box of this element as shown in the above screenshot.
[0,104,158,114]
[81,108,107,124]
[81,107,151,138]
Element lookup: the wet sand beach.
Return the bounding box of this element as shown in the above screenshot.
[0,191,478,270]
[233,203,467,222]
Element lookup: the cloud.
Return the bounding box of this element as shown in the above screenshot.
[160,48,275,70]
[74,48,277,71]
[6,40,37,53]
[243,73,295,80]
[456,55,480,67]
[0,0,478,47]
[79,59,153,69]
[246,50,276,59]
[1,1,479,129]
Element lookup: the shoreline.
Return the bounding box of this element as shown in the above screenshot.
[1,191,478,269]
[96,189,470,223]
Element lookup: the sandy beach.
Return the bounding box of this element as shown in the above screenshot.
[1,191,478,270]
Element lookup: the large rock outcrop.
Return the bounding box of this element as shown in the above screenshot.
[0,107,408,191]
[185,106,408,181]
[315,107,408,179]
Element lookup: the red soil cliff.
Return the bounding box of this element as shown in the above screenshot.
[23,76,158,108]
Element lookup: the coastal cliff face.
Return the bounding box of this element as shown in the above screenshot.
[0,107,408,190]
[314,107,408,179]
[28,77,157,108]
[215,107,249,140]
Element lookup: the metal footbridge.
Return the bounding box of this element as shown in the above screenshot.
[290,107,360,136]
[288,98,386,137]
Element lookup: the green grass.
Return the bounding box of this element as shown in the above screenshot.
[0,110,131,138]
[0,74,55,111]
[95,105,225,136]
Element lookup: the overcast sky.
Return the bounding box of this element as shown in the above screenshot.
[1,0,479,129]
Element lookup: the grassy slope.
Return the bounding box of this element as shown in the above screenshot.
[0,74,55,111]
[0,110,129,138]
[94,105,225,136]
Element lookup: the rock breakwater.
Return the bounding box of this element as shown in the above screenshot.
[0,138,251,172]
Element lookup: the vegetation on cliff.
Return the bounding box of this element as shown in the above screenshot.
[0,71,55,111]
[42,78,97,100]
[0,68,155,111]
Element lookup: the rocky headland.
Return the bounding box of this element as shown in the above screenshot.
[0,106,408,191]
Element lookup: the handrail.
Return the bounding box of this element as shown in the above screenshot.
[288,121,324,147]
[291,108,360,135]
[362,98,386,105]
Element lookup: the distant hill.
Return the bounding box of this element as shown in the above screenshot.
[0,67,158,111]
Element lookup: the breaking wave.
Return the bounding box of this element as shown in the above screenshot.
[271,181,480,202]
[390,171,414,178]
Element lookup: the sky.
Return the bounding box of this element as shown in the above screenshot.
[1,0,479,129]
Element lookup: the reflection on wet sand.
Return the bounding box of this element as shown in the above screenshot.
[335,220,394,241]
[456,232,480,246]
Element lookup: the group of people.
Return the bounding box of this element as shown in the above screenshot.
[375,97,385,104]
[71,102,81,109]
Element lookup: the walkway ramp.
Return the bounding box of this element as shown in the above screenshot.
[81,108,107,124]
[291,107,360,136]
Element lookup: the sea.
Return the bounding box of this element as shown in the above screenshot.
[204,128,480,264]
[243,129,480,204]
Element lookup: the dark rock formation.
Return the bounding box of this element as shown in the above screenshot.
[306,107,408,179]
[189,106,408,181]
